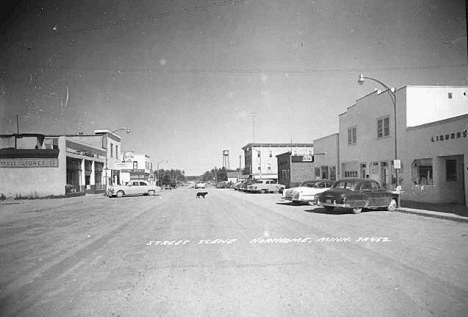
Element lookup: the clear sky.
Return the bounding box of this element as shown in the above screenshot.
[1,0,467,175]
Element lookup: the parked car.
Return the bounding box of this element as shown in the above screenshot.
[317,178,399,214]
[216,181,228,188]
[239,180,256,192]
[246,179,285,194]
[282,180,333,205]
[195,182,206,189]
[107,180,161,198]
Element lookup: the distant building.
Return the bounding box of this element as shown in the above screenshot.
[242,143,314,180]
[277,152,315,188]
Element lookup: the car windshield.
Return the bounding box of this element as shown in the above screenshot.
[301,181,318,188]
[332,180,359,189]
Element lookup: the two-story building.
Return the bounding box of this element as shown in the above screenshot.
[338,85,467,205]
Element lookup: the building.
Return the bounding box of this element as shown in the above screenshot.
[0,133,106,198]
[277,152,315,188]
[116,152,153,184]
[242,143,314,180]
[338,85,467,205]
[312,133,340,181]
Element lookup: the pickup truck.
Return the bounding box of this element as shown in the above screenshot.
[246,179,285,194]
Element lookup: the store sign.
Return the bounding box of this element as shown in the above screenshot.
[431,129,467,142]
[393,159,401,169]
[291,155,314,163]
[0,158,58,168]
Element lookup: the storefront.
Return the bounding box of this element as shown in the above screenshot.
[0,134,106,198]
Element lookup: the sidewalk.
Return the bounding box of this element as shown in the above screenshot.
[397,200,468,223]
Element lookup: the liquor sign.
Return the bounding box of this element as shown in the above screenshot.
[0,158,59,168]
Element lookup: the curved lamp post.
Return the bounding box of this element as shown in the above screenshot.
[157,160,168,186]
[105,128,130,192]
[358,74,399,188]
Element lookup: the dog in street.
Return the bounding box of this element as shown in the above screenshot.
[196,191,208,198]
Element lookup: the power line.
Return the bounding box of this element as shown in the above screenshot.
[3,61,466,75]
[9,0,247,43]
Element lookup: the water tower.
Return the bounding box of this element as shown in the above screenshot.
[222,150,230,169]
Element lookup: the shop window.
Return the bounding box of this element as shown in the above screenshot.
[446,160,457,181]
[412,159,433,185]
[377,116,390,138]
[315,167,320,179]
[348,126,357,145]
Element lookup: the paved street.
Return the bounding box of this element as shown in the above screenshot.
[1,188,468,317]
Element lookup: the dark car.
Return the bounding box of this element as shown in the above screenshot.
[317,178,399,214]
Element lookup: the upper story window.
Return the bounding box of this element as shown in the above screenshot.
[116,145,119,160]
[110,143,114,158]
[377,116,390,138]
[348,126,357,145]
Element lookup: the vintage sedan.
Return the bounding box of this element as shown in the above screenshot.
[107,180,161,198]
[282,180,333,205]
[194,182,206,189]
[317,178,399,214]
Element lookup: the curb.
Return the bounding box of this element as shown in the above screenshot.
[396,208,468,223]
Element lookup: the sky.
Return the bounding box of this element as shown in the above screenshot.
[1,0,467,175]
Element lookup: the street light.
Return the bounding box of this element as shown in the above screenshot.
[104,128,130,192]
[157,160,168,186]
[358,74,399,188]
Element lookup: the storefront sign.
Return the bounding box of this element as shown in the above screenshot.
[0,158,58,168]
[431,129,467,142]
[291,155,314,163]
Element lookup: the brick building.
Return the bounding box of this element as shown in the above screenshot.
[277,152,315,188]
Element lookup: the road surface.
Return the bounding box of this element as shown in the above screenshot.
[1,187,468,316]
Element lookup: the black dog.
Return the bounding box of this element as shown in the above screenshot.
[196,191,208,198]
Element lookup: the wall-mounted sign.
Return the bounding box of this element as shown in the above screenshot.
[291,155,314,163]
[431,129,467,142]
[123,152,134,162]
[0,158,58,168]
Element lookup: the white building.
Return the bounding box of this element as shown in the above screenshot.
[338,85,467,205]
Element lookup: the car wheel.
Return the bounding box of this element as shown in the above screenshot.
[387,199,397,212]
[324,206,334,212]
[352,207,362,214]
[116,191,124,198]
[148,190,155,196]
[260,189,268,194]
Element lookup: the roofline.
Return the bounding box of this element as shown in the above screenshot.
[407,113,468,131]
[242,142,314,150]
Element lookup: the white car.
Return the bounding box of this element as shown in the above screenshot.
[195,182,206,189]
[282,180,333,205]
[108,180,161,197]
[246,179,285,194]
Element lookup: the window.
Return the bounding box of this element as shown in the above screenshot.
[446,160,457,181]
[348,127,357,145]
[133,161,138,170]
[412,159,433,185]
[314,167,320,179]
[448,92,452,99]
[116,145,119,159]
[267,163,271,170]
[269,151,272,158]
[377,116,390,138]
[110,143,114,158]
